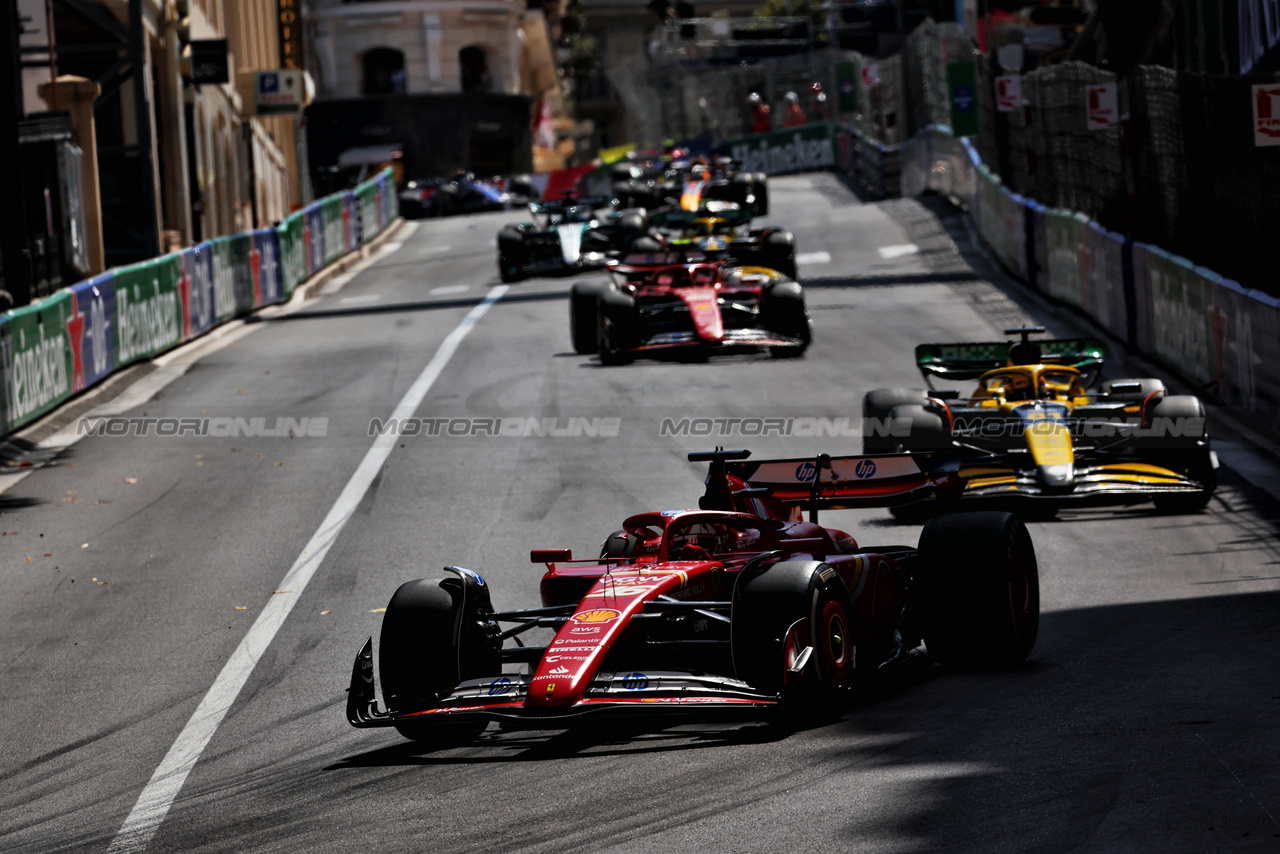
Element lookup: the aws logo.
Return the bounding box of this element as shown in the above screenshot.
[571,609,620,624]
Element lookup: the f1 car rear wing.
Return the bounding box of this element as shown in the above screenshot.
[531,195,610,214]
[692,449,959,522]
[914,337,1106,382]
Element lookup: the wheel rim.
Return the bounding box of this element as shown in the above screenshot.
[1008,536,1036,633]
[817,598,852,685]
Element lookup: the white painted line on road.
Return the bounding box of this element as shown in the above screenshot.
[423,244,453,254]
[797,251,831,265]
[339,294,381,305]
[430,285,470,295]
[878,244,919,259]
[106,285,510,854]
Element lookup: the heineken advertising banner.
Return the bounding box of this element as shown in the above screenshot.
[1,293,74,433]
[721,123,840,176]
[1133,244,1219,387]
[112,256,183,368]
[277,211,308,297]
[0,169,399,436]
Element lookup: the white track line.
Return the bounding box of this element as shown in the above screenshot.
[796,251,831,265]
[877,243,919,259]
[107,285,509,853]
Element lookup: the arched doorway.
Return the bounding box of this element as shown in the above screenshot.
[459,46,491,93]
[362,48,406,95]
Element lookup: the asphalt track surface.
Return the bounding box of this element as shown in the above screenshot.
[3,175,1280,853]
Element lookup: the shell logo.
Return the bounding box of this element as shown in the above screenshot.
[572,608,621,624]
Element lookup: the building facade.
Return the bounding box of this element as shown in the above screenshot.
[12,0,305,286]
[303,0,565,176]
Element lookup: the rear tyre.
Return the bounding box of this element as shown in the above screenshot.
[730,172,754,210]
[1152,446,1216,513]
[761,230,797,279]
[732,561,854,708]
[862,388,930,454]
[570,281,608,354]
[889,404,949,453]
[761,280,810,358]
[614,209,650,253]
[753,173,769,216]
[497,227,525,283]
[379,577,499,744]
[913,512,1039,669]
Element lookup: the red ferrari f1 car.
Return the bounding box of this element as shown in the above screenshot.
[568,248,811,364]
[346,449,1040,743]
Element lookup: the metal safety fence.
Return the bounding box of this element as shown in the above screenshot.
[899,20,1279,296]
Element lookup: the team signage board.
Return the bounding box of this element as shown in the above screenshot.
[1085,83,1119,130]
[1253,84,1280,147]
[836,62,857,114]
[996,75,1021,112]
[256,70,304,116]
[946,61,979,137]
[190,40,229,85]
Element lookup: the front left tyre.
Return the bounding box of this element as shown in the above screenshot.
[379,576,500,744]
[497,227,526,283]
[570,281,608,354]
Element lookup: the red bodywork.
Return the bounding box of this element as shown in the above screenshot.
[606,256,802,354]
[347,451,959,729]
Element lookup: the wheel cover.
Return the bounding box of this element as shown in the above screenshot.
[817,598,852,685]
[1008,538,1036,634]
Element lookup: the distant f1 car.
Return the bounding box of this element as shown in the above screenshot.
[861,327,1216,513]
[612,155,768,217]
[650,201,797,279]
[568,248,810,363]
[401,174,506,219]
[347,448,1039,743]
[496,197,649,283]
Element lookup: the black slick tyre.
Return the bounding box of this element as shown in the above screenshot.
[378,577,498,744]
[761,280,810,358]
[731,560,854,710]
[913,512,1039,669]
[596,287,636,365]
[761,230,797,279]
[497,227,525,283]
[570,281,608,354]
[862,388,929,454]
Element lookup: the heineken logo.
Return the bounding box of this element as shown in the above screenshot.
[118,280,180,363]
[730,129,836,177]
[4,320,70,422]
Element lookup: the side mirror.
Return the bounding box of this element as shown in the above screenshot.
[531,549,572,564]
